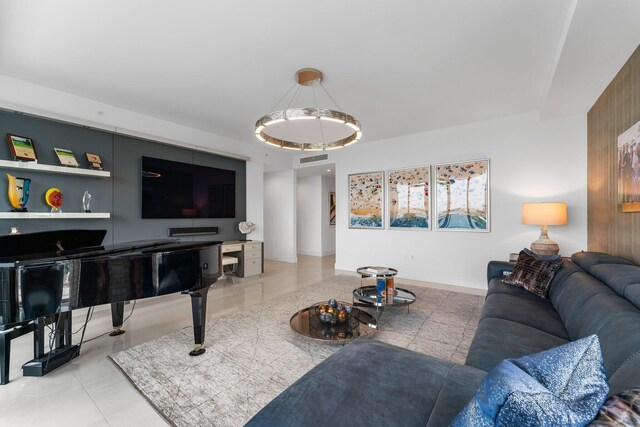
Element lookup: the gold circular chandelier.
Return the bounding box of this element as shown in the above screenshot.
[255,68,362,151]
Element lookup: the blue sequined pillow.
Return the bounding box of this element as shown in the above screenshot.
[451,335,609,427]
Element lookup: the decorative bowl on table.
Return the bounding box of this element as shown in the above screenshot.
[315,299,354,325]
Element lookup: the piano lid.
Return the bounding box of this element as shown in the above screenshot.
[0,229,107,260]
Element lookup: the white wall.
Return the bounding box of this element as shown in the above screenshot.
[321,175,336,255]
[313,111,587,290]
[297,176,323,256]
[264,170,297,263]
[245,160,265,242]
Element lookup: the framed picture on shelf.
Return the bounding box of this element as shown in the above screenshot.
[329,192,336,225]
[6,134,37,161]
[348,171,384,229]
[435,159,490,232]
[54,148,79,167]
[388,166,430,230]
[85,152,103,170]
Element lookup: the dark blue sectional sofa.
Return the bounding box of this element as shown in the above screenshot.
[247,252,640,426]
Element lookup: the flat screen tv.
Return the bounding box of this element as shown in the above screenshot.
[141,156,236,219]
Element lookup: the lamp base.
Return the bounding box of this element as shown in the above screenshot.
[530,239,560,256]
[530,225,560,256]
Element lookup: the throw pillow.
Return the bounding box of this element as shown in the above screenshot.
[451,335,609,427]
[589,388,640,426]
[523,247,561,261]
[503,249,564,298]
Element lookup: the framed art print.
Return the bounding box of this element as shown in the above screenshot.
[7,134,37,161]
[435,159,489,232]
[54,148,80,167]
[618,120,640,212]
[349,171,384,229]
[388,166,430,230]
[85,152,103,170]
[329,192,336,225]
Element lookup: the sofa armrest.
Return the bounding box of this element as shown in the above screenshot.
[487,261,514,282]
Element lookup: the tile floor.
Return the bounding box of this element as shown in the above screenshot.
[0,255,482,426]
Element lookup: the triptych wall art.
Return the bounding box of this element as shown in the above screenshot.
[348,159,490,232]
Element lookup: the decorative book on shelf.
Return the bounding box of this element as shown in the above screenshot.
[366,266,390,274]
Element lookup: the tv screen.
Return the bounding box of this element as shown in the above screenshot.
[141,156,236,219]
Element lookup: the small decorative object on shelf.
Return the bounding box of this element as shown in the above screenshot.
[376,277,386,298]
[7,134,37,162]
[85,153,103,170]
[54,148,79,167]
[10,227,20,235]
[6,173,31,212]
[386,277,395,303]
[45,187,64,213]
[238,221,256,239]
[82,191,92,213]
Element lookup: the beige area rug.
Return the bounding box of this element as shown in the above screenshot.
[109,276,484,426]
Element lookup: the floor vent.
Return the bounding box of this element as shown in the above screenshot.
[300,154,329,164]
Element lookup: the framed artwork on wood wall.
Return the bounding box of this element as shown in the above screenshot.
[435,159,490,232]
[348,171,384,229]
[618,120,640,212]
[387,166,430,230]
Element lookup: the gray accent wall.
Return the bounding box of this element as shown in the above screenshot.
[0,110,246,244]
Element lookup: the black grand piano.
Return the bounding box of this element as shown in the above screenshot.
[0,229,222,384]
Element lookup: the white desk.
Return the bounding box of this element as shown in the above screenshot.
[221,240,264,278]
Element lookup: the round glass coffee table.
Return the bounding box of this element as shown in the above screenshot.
[354,266,416,312]
[290,301,377,343]
[352,286,417,309]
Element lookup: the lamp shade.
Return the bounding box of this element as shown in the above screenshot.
[522,202,567,226]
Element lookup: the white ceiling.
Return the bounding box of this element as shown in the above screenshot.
[1,0,639,150]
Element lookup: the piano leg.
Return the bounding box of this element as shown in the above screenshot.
[188,287,209,356]
[0,323,36,385]
[109,302,126,336]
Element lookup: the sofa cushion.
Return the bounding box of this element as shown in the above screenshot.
[503,250,564,298]
[465,317,568,372]
[549,272,616,337]
[453,335,609,427]
[246,339,486,427]
[590,388,640,426]
[547,259,585,301]
[590,264,640,309]
[480,292,569,339]
[425,364,487,427]
[571,252,633,273]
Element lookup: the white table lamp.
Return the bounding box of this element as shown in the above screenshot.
[522,202,567,256]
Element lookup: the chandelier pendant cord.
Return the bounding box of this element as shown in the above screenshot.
[280,85,304,146]
[311,84,327,149]
[269,82,297,114]
[319,82,344,112]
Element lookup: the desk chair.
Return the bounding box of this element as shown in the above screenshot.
[222,243,242,282]
[222,255,238,282]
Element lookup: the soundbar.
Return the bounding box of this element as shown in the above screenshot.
[168,227,219,237]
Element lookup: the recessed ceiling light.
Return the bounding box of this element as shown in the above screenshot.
[326,169,331,172]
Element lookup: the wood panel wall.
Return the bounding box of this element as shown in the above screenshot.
[588,45,640,262]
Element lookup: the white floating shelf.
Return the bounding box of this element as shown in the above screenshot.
[0,159,110,177]
[0,212,111,219]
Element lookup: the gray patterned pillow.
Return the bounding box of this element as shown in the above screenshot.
[503,249,563,298]
[590,388,640,426]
